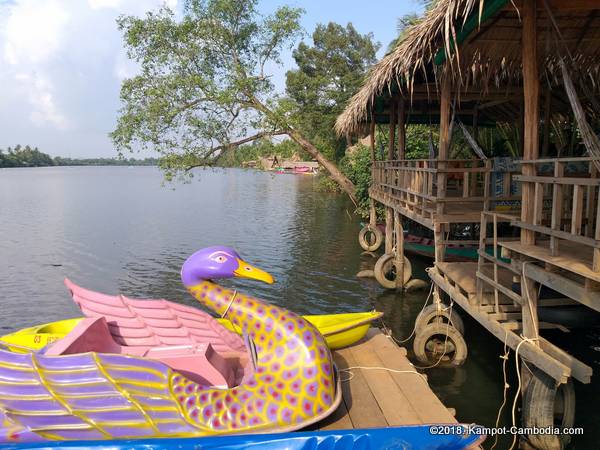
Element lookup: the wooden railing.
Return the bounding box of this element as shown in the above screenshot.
[513,157,600,276]
[371,158,519,223]
[476,211,520,312]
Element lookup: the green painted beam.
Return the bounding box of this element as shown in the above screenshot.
[433,0,509,66]
[374,114,496,127]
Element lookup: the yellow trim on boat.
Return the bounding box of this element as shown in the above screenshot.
[0,312,383,353]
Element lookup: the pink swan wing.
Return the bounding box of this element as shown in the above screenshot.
[64,279,245,353]
[0,349,198,442]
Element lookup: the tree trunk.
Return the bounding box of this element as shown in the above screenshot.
[248,96,357,204]
[287,128,357,204]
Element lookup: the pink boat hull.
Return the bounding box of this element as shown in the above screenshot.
[60,279,253,387]
[45,316,241,387]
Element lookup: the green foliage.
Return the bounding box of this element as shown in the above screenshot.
[111,0,304,169]
[54,157,159,166]
[0,145,54,168]
[0,145,157,168]
[339,144,373,216]
[219,138,301,167]
[285,23,379,160]
[388,0,437,52]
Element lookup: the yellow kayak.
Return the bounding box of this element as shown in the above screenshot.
[0,311,382,353]
[217,311,383,350]
[0,318,82,353]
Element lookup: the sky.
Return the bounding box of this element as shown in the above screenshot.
[0,0,424,158]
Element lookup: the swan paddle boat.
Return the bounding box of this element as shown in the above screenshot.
[0,247,341,443]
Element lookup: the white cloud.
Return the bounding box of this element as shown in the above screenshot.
[3,0,69,66]
[15,73,70,130]
[88,0,124,10]
[0,0,176,155]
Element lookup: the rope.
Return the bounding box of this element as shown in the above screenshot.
[339,366,428,384]
[221,290,238,319]
[490,330,511,450]
[382,282,434,345]
[509,335,539,450]
[413,297,455,370]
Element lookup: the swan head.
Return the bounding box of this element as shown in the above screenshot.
[181,246,274,287]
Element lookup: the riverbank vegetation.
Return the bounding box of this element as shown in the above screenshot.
[0,145,157,168]
[111,0,384,204]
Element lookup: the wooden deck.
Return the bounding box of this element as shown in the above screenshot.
[501,240,599,282]
[316,328,457,430]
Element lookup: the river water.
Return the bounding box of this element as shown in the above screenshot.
[0,166,598,448]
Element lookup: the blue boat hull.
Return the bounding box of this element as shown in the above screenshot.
[4,425,484,450]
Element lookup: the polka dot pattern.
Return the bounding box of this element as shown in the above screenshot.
[170,281,335,433]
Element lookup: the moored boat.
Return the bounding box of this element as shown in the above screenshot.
[0,247,341,443]
[1,311,382,354]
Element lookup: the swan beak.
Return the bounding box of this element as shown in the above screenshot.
[234,259,275,284]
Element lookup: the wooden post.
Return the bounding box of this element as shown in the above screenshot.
[437,67,452,217]
[388,100,397,160]
[550,161,565,256]
[434,223,445,263]
[394,210,405,289]
[520,0,540,344]
[586,165,597,237]
[369,117,377,228]
[521,0,540,245]
[385,207,394,255]
[369,199,376,228]
[398,99,406,160]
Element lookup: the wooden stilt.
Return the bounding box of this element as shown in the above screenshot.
[385,207,393,255]
[437,67,452,217]
[394,210,405,288]
[434,223,445,263]
[520,0,540,343]
[369,199,376,228]
[369,117,377,229]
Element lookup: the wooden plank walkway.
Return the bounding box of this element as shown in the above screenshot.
[316,328,457,430]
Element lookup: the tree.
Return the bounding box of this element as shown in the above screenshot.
[285,23,378,160]
[111,0,357,202]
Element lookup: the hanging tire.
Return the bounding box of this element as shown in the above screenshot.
[413,323,467,367]
[415,304,465,335]
[374,253,412,289]
[522,368,576,450]
[358,225,383,252]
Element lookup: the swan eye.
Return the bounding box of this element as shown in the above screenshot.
[213,255,227,264]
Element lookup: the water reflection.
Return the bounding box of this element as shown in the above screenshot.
[1,166,599,448]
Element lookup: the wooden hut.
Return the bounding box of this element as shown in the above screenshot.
[337,1,600,449]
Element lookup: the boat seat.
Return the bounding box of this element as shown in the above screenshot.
[45,317,235,388]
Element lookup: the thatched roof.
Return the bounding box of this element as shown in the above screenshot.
[336,0,600,136]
